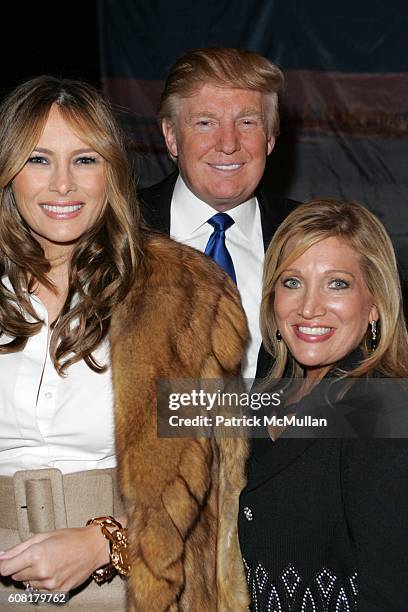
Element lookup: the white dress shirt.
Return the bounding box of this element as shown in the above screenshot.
[0,284,116,476]
[171,176,264,381]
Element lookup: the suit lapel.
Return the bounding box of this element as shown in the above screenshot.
[256,186,276,251]
[255,183,298,378]
[138,172,177,234]
[256,181,298,252]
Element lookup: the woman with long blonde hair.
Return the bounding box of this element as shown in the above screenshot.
[239,199,408,611]
[0,76,249,611]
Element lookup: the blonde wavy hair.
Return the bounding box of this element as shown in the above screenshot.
[261,199,408,380]
[0,76,142,374]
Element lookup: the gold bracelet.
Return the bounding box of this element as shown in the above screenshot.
[86,516,130,584]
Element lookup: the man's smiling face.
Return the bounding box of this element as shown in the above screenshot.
[162,83,275,212]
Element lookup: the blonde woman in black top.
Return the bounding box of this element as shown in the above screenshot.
[239,199,408,611]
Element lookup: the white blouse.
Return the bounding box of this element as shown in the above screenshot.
[0,287,116,476]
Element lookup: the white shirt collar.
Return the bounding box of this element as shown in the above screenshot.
[171,175,258,241]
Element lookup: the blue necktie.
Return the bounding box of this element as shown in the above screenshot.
[204,213,237,284]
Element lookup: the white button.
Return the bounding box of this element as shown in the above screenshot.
[44,392,53,399]
[243,506,253,521]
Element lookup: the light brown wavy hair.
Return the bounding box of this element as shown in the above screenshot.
[261,199,408,379]
[0,76,142,374]
[158,47,284,161]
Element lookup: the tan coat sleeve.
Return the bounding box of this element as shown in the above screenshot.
[110,236,249,611]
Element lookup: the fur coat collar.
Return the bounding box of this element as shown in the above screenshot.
[110,233,250,611]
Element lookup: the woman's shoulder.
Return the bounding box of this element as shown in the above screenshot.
[140,230,235,288]
[109,231,248,369]
[135,231,247,320]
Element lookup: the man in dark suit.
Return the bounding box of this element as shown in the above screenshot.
[139,47,297,380]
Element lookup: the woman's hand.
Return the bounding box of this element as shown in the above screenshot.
[0,524,109,592]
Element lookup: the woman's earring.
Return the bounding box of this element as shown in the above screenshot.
[370,320,377,351]
[276,330,282,342]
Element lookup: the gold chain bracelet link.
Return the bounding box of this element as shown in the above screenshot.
[86,516,130,584]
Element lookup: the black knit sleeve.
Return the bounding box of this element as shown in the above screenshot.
[341,439,408,612]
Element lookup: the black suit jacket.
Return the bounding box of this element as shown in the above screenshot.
[138,171,298,378]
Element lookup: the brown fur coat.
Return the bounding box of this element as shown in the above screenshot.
[110,233,250,611]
